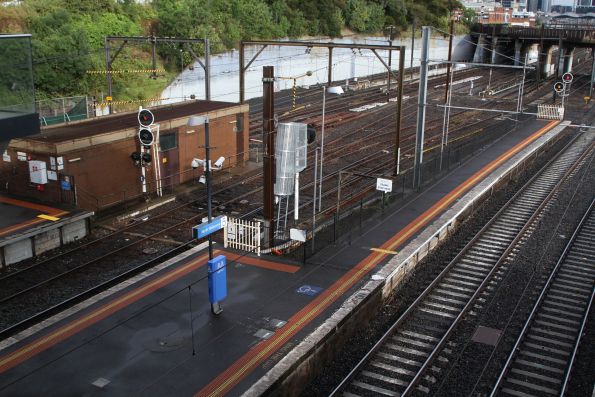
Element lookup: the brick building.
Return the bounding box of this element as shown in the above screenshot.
[0,100,249,211]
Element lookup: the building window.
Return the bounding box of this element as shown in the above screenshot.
[160,133,177,151]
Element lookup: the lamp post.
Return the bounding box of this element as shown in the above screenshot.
[318,85,344,212]
[188,115,213,260]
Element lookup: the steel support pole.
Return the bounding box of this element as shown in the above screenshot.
[590,47,595,99]
[336,172,343,221]
[518,54,527,113]
[104,38,113,114]
[205,38,211,100]
[205,118,221,315]
[263,66,276,247]
[537,25,544,86]
[413,27,430,190]
[387,46,392,95]
[151,35,157,79]
[204,120,213,260]
[328,47,333,85]
[239,41,245,103]
[312,147,318,253]
[294,173,299,221]
[395,46,405,176]
[386,25,396,94]
[387,37,393,95]
[411,19,415,80]
[318,88,326,212]
[444,17,454,103]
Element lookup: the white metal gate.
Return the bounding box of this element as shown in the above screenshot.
[224,217,262,256]
[537,104,564,120]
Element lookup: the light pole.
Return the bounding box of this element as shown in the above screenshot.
[188,115,213,260]
[318,85,344,212]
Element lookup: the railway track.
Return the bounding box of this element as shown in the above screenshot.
[490,198,595,397]
[330,131,594,396]
[2,54,591,338]
[0,67,494,335]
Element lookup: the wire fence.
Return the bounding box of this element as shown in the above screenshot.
[286,116,525,263]
[37,96,91,126]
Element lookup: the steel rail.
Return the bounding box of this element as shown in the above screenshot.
[330,130,584,396]
[403,137,595,395]
[0,241,193,340]
[490,198,595,396]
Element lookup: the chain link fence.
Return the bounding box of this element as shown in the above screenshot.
[37,96,91,126]
[286,116,526,263]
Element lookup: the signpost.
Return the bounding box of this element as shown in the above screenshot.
[192,217,228,315]
[376,178,393,193]
[376,177,393,213]
[192,215,228,239]
[290,228,307,242]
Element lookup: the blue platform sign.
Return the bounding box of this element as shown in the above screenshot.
[60,180,71,191]
[208,255,227,303]
[192,215,228,239]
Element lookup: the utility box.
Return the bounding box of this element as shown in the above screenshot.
[208,255,227,303]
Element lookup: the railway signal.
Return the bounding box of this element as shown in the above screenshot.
[554,82,564,93]
[562,72,573,84]
[138,108,154,127]
[130,151,152,165]
[138,128,154,146]
[137,107,156,194]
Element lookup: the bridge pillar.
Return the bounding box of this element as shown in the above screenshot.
[556,40,575,77]
[514,39,522,66]
[543,45,555,77]
[491,37,498,64]
[473,34,488,63]
[563,47,575,74]
[492,36,511,64]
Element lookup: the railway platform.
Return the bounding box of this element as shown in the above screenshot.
[0,119,571,396]
[0,195,93,268]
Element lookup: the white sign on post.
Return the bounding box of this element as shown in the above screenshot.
[290,228,307,242]
[376,178,393,193]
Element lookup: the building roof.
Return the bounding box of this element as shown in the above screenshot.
[34,100,240,143]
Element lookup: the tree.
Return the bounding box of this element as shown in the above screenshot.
[346,0,385,33]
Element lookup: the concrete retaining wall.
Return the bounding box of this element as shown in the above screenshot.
[62,220,87,244]
[3,239,33,266]
[0,213,93,268]
[34,228,61,255]
[244,122,570,396]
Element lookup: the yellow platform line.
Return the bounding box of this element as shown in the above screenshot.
[370,247,398,255]
[37,214,60,221]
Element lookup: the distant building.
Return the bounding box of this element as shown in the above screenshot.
[478,7,537,25]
